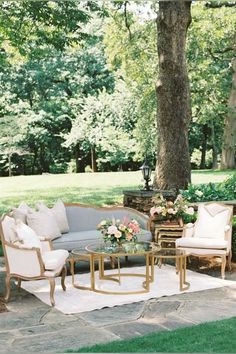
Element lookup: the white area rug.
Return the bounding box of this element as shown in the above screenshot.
[21,265,235,314]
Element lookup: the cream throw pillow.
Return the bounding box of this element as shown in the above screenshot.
[14,221,42,252]
[12,201,34,224]
[36,200,69,234]
[27,210,61,241]
[194,205,229,239]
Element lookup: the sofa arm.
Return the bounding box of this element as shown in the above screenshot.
[40,238,52,252]
[182,223,195,238]
[224,224,232,252]
[5,243,44,277]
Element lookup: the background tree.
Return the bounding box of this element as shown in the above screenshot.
[154,1,192,191]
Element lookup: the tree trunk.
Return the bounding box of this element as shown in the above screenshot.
[154,1,192,191]
[91,145,97,172]
[74,144,85,173]
[200,124,208,169]
[221,57,236,169]
[8,153,12,177]
[211,121,218,169]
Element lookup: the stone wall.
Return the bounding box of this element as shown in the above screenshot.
[123,190,176,215]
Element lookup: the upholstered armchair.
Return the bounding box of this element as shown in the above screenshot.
[176,202,233,279]
[0,215,69,306]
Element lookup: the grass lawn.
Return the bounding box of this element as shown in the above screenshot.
[0,169,234,216]
[66,316,236,353]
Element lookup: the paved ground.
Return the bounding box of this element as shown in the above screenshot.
[0,257,236,353]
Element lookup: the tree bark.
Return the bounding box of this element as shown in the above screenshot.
[154,1,192,191]
[211,121,218,169]
[200,124,208,169]
[221,57,236,169]
[8,153,12,177]
[91,145,97,172]
[74,144,85,173]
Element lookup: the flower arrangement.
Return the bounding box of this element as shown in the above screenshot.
[150,193,195,224]
[97,217,140,244]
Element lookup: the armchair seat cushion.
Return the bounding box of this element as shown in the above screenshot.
[176,237,228,250]
[42,249,69,271]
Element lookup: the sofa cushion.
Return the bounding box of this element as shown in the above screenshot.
[37,200,69,234]
[27,210,61,241]
[12,201,35,224]
[52,229,152,251]
[42,249,68,270]
[52,230,101,251]
[176,237,228,250]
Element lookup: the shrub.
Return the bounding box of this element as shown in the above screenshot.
[232,216,236,261]
[181,173,236,202]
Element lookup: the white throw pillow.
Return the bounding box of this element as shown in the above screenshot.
[12,201,34,223]
[27,210,61,241]
[2,216,18,243]
[194,205,229,239]
[14,221,42,252]
[36,200,69,234]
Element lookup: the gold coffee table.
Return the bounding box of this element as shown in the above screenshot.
[77,242,155,295]
[153,248,190,291]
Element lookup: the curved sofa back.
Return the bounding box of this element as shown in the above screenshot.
[65,204,149,232]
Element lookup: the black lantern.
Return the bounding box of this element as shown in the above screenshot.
[140,160,152,191]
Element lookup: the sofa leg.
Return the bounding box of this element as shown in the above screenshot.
[48,278,55,306]
[61,266,67,291]
[4,274,11,302]
[110,257,115,269]
[221,255,226,279]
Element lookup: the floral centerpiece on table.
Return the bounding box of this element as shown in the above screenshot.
[150,193,195,225]
[97,217,140,244]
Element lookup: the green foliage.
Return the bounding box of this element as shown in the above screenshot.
[232,216,236,260]
[65,80,138,171]
[182,173,236,202]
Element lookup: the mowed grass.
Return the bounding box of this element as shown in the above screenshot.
[0,169,233,215]
[66,316,236,353]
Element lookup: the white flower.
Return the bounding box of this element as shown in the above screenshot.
[195,190,203,197]
[114,230,122,239]
[167,208,174,214]
[107,225,118,234]
[100,220,107,226]
[186,207,194,215]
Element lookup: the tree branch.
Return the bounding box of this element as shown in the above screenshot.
[205,1,236,8]
[124,1,132,40]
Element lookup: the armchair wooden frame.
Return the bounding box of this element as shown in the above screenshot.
[176,202,233,279]
[0,214,67,306]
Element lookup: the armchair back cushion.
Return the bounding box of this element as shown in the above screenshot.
[1,216,18,243]
[194,204,231,239]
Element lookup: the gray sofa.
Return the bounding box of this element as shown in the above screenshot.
[52,203,152,251]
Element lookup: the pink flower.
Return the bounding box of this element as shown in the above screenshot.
[128,222,139,233]
[107,225,118,234]
[126,233,133,241]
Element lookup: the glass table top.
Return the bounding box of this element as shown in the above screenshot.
[153,248,187,258]
[85,241,154,255]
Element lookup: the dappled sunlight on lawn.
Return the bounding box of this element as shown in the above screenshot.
[0,170,233,215]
